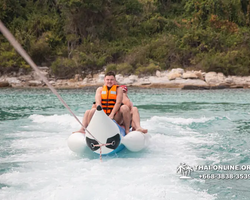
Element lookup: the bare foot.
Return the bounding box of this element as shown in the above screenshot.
[72,129,85,134]
[136,127,148,134]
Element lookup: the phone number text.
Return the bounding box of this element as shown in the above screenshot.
[199,174,250,180]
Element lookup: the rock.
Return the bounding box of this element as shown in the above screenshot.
[210,84,230,89]
[87,78,95,84]
[141,82,151,85]
[31,67,49,81]
[19,75,33,82]
[17,68,25,76]
[217,73,226,82]
[9,72,17,77]
[170,68,184,74]
[6,77,21,84]
[167,68,184,80]
[230,85,244,88]
[194,71,205,80]
[172,79,209,87]
[28,80,42,86]
[120,77,134,85]
[182,85,209,90]
[97,73,105,83]
[231,76,248,85]
[129,75,138,82]
[149,83,182,88]
[182,71,198,79]
[82,78,88,84]
[68,79,76,82]
[55,79,69,87]
[148,76,170,83]
[93,73,99,79]
[156,70,161,77]
[168,73,182,80]
[0,81,11,87]
[224,77,233,84]
[205,72,225,85]
[115,74,124,83]
[1,67,250,89]
[116,74,138,85]
[74,74,81,81]
[156,70,168,77]
[38,66,49,71]
[49,81,56,85]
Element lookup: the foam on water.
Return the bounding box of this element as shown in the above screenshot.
[29,114,80,129]
[2,88,250,199]
[0,113,217,200]
[150,115,214,125]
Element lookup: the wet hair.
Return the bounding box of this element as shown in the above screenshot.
[105,71,116,77]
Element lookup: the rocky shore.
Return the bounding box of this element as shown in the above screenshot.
[0,67,250,89]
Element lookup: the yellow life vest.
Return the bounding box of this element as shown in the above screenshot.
[101,85,118,115]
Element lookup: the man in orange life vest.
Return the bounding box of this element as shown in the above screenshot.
[77,71,131,134]
[76,84,148,134]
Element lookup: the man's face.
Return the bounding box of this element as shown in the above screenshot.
[104,75,116,87]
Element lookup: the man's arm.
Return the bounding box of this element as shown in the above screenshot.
[122,94,133,111]
[109,87,123,119]
[95,87,102,107]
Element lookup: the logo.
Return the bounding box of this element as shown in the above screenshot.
[176,163,194,179]
[177,163,250,180]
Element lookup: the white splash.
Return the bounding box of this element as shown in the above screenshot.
[0,114,216,200]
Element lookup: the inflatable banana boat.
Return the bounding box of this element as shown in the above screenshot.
[67,105,149,155]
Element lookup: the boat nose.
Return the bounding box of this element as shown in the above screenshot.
[97,105,102,111]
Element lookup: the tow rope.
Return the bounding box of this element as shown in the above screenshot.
[0,20,105,160]
[93,142,114,161]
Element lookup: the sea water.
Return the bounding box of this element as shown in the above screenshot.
[0,88,250,200]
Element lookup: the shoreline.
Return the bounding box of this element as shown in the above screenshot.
[1,68,250,89]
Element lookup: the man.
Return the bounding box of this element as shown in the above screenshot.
[120,85,148,134]
[75,71,131,134]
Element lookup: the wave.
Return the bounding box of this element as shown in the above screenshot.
[149,115,214,125]
[28,114,81,128]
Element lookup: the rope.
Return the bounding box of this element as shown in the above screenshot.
[0,20,106,159]
[0,20,83,126]
[93,142,113,161]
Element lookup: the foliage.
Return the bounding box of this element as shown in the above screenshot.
[29,33,53,64]
[135,63,160,76]
[50,57,77,79]
[0,41,30,74]
[184,0,246,26]
[116,63,134,75]
[1,0,250,77]
[105,64,117,73]
[201,49,250,76]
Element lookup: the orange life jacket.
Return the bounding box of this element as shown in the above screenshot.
[101,85,118,115]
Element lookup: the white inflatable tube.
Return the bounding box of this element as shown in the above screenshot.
[121,131,150,152]
[68,105,149,155]
[67,132,87,153]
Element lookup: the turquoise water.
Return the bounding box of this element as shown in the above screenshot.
[1,88,250,200]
